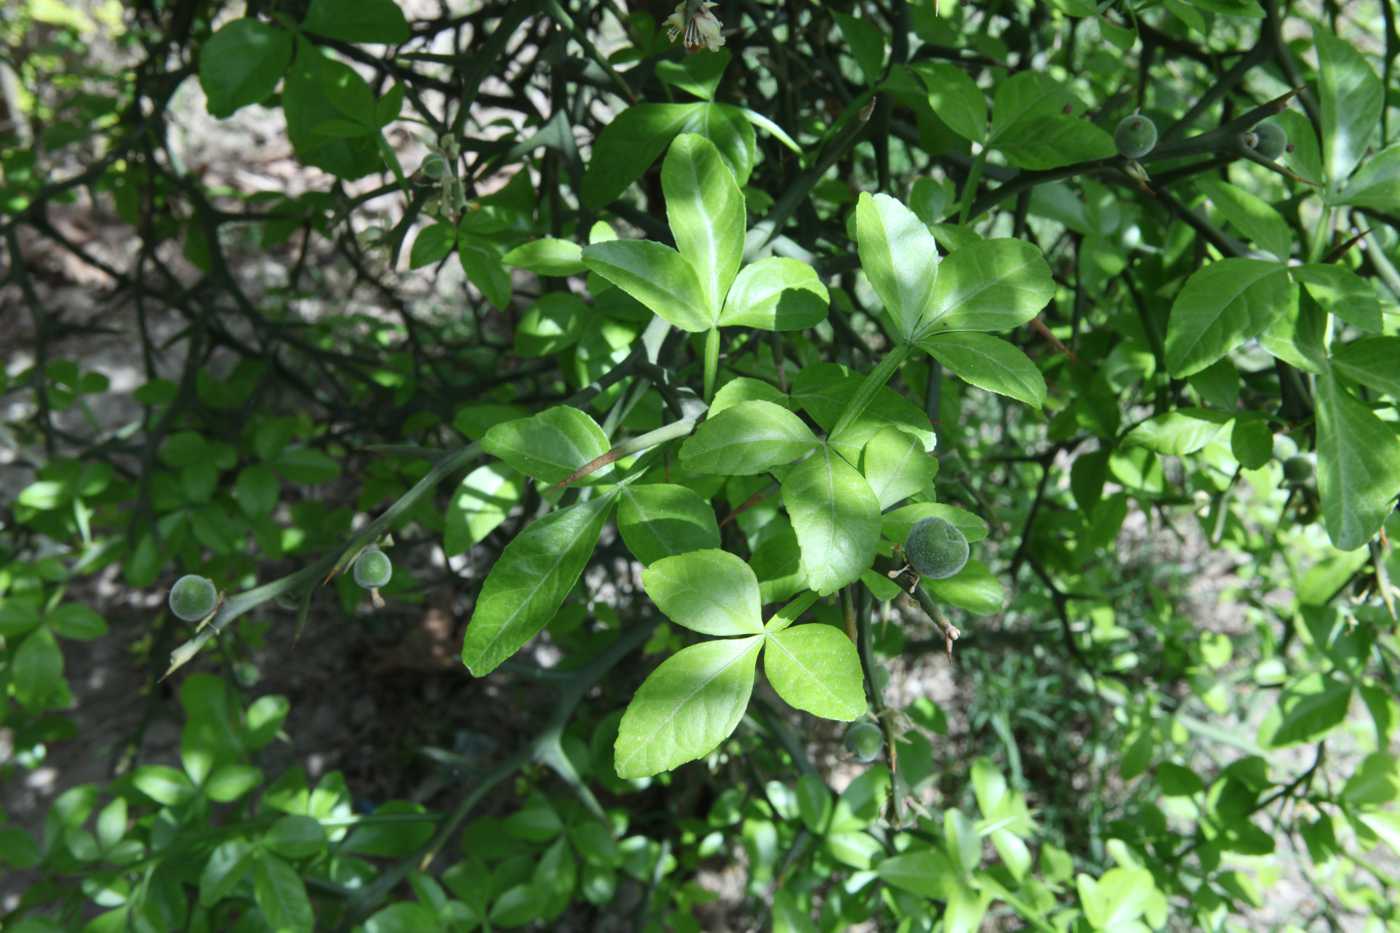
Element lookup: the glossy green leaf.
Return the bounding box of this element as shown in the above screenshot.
[920,332,1046,408]
[410,223,456,268]
[502,237,585,276]
[834,12,886,84]
[515,293,586,357]
[461,493,615,676]
[132,764,196,806]
[679,400,819,475]
[282,46,380,179]
[617,484,721,565]
[861,426,936,510]
[251,852,314,933]
[582,240,711,333]
[614,636,763,778]
[200,840,253,907]
[12,626,63,710]
[1197,177,1291,260]
[581,103,695,208]
[718,257,829,330]
[917,239,1055,336]
[1330,337,1400,399]
[1267,673,1353,746]
[364,903,439,933]
[46,603,107,641]
[855,192,940,342]
[1315,370,1400,550]
[1336,143,1400,212]
[233,464,280,518]
[763,624,866,720]
[1125,408,1231,456]
[302,0,410,43]
[642,549,763,636]
[882,502,989,544]
[1165,259,1294,377]
[710,376,789,415]
[877,848,955,899]
[663,133,744,317]
[481,406,610,485]
[912,61,986,143]
[1291,263,1382,333]
[445,464,522,556]
[783,446,882,596]
[1316,26,1383,184]
[921,560,1003,615]
[198,19,292,119]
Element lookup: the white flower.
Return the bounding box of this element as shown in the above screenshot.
[664,1,725,53]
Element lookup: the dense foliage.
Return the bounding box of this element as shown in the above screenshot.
[3,0,1400,929]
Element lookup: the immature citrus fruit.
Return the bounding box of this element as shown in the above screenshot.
[906,517,970,580]
[843,721,883,763]
[353,548,393,589]
[1115,113,1158,159]
[169,574,217,622]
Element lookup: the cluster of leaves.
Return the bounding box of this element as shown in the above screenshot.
[2,0,1400,930]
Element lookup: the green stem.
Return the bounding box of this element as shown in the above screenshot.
[956,147,987,226]
[830,343,913,441]
[703,326,720,403]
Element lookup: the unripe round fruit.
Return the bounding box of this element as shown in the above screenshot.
[1251,121,1287,160]
[169,575,217,622]
[1283,456,1313,484]
[420,154,448,179]
[844,722,883,763]
[905,517,970,580]
[1115,114,1158,159]
[353,548,393,589]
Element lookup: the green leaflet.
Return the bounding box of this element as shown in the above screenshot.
[718,257,830,331]
[912,62,987,144]
[1315,26,1383,185]
[461,492,616,676]
[642,549,763,637]
[679,400,819,475]
[783,446,882,596]
[444,464,523,556]
[502,237,586,276]
[921,560,1004,615]
[1164,259,1294,377]
[919,332,1047,409]
[861,426,937,510]
[855,192,940,342]
[1330,337,1400,400]
[1314,369,1400,551]
[198,19,292,119]
[481,406,610,485]
[763,624,866,721]
[614,636,763,779]
[662,133,744,318]
[581,240,712,333]
[916,239,1056,337]
[617,484,721,565]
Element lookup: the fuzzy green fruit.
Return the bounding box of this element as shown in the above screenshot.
[1283,456,1313,484]
[420,154,448,179]
[1115,114,1158,159]
[353,548,393,588]
[844,722,883,763]
[905,517,970,580]
[169,575,217,622]
[1251,121,1287,160]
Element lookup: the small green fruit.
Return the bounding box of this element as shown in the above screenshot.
[844,722,883,763]
[420,154,448,179]
[905,517,970,580]
[1251,121,1287,160]
[1115,113,1158,159]
[1283,456,1313,484]
[169,575,218,622]
[353,548,393,589]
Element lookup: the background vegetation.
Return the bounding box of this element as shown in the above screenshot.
[2,0,1399,929]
